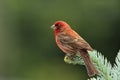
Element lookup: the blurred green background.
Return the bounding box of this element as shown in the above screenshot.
[0,0,120,80]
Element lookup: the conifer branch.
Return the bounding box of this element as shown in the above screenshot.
[64,50,120,80]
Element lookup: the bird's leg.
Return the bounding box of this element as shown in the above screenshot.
[64,53,84,65]
[64,53,76,64]
[66,53,76,61]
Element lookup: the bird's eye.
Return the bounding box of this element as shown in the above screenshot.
[55,23,61,27]
[55,24,61,29]
[57,24,61,27]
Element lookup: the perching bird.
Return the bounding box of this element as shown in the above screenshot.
[51,21,98,77]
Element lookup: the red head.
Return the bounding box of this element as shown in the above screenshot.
[51,21,71,34]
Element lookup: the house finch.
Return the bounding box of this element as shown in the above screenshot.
[51,21,98,77]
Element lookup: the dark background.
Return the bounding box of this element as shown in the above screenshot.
[0,0,120,80]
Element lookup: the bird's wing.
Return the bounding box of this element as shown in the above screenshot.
[57,30,93,51]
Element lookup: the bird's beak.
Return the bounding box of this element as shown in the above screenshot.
[51,25,57,30]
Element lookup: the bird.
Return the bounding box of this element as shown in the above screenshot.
[51,21,98,77]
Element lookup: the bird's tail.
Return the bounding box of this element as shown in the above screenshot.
[79,50,99,77]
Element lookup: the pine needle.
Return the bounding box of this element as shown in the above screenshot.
[64,50,120,80]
